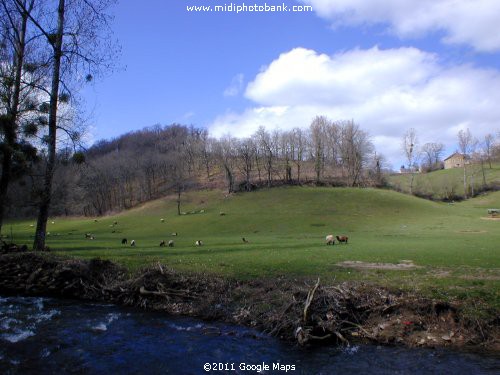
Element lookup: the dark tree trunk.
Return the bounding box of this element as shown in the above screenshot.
[245,170,251,191]
[34,0,65,251]
[0,124,15,235]
[224,165,233,193]
[177,188,181,215]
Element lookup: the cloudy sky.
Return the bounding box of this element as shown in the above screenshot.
[82,0,500,168]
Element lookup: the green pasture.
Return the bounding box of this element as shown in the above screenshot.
[388,162,500,199]
[6,187,500,309]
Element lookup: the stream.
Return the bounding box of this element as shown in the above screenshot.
[1,296,498,374]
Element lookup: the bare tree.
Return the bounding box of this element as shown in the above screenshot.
[215,135,236,193]
[291,127,305,183]
[401,128,419,194]
[421,142,444,172]
[368,151,387,186]
[198,129,213,179]
[255,126,274,187]
[468,140,480,197]
[167,150,190,216]
[279,130,293,183]
[323,121,340,178]
[483,133,495,169]
[236,138,255,191]
[339,121,373,186]
[23,0,118,250]
[457,128,476,199]
[309,116,328,183]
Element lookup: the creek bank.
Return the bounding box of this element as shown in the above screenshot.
[0,252,498,353]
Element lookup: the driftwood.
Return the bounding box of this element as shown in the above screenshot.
[303,277,320,323]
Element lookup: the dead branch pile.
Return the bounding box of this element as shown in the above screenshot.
[0,253,497,352]
[0,253,126,300]
[115,262,232,317]
[228,277,499,351]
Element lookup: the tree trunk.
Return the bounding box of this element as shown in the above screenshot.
[177,188,181,215]
[256,157,262,183]
[245,170,251,191]
[481,158,487,188]
[286,164,292,183]
[34,0,65,251]
[409,173,415,195]
[463,164,467,199]
[471,173,475,197]
[224,165,233,193]
[0,126,15,236]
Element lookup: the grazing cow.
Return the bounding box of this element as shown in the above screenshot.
[121,238,127,245]
[130,240,136,247]
[160,218,165,223]
[85,233,92,239]
[168,240,174,247]
[336,235,348,244]
[160,240,166,247]
[242,237,249,243]
[325,234,335,245]
[219,212,226,216]
[195,240,203,246]
[171,232,178,236]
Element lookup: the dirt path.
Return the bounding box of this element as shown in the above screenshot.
[337,260,420,270]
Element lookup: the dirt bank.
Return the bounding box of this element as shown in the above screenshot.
[0,253,498,353]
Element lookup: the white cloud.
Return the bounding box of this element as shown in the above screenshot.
[223,73,245,97]
[181,111,195,120]
[209,47,500,165]
[298,0,500,52]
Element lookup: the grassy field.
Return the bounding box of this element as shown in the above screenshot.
[387,162,500,200]
[6,187,500,309]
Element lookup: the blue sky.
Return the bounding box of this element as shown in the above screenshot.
[81,0,500,167]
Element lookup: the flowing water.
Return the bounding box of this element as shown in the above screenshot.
[0,296,498,374]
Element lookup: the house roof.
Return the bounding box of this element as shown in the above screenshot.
[444,152,465,161]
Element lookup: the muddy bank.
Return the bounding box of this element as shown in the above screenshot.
[0,253,498,353]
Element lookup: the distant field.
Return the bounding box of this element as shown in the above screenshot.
[388,162,500,200]
[6,187,500,310]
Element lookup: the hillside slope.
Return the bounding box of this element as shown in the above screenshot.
[8,187,500,308]
[388,163,500,199]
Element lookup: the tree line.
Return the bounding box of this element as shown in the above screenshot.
[5,117,387,219]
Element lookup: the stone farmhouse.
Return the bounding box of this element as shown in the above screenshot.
[444,152,470,169]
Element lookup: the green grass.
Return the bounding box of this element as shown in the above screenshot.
[387,162,500,199]
[6,187,500,308]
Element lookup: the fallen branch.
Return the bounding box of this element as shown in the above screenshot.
[303,277,320,323]
[139,286,197,299]
[341,320,376,340]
